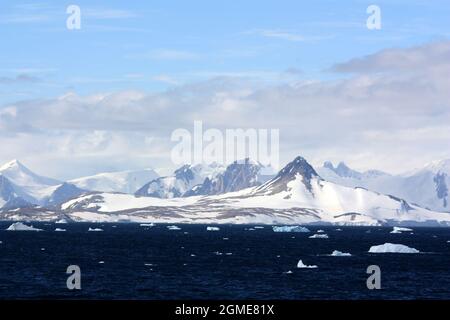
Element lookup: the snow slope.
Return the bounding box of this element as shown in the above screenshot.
[318,160,450,212]
[69,168,159,194]
[57,156,450,226]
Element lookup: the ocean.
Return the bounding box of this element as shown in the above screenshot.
[1,222,450,299]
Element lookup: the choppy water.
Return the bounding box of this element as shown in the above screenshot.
[1,222,450,299]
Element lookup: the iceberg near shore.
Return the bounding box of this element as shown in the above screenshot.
[272,226,310,233]
[6,222,42,231]
[369,243,419,253]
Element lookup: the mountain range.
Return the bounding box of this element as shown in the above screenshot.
[1,156,450,226]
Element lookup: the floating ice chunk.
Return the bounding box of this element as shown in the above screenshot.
[213,251,223,256]
[167,225,181,230]
[309,233,329,239]
[55,218,68,224]
[368,243,419,253]
[88,227,104,232]
[335,228,343,231]
[225,253,232,255]
[317,229,325,233]
[223,237,229,240]
[41,248,45,251]
[272,226,310,233]
[297,260,318,269]
[6,222,42,232]
[98,261,104,264]
[330,250,352,257]
[254,226,264,229]
[55,228,66,232]
[140,223,155,227]
[285,270,293,274]
[390,227,413,234]
[207,226,220,231]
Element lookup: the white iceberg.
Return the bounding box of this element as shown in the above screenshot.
[390,227,413,234]
[330,250,352,257]
[6,222,42,232]
[297,260,318,269]
[88,227,104,232]
[368,243,419,253]
[55,228,66,232]
[309,233,329,239]
[206,226,220,231]
[317,229,325,233]
[55,218,68,224]
[272,226,310,233]
[167,225,181,230]
[140,223,155,227]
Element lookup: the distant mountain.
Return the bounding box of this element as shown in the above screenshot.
[0,175,31,210]
[58,156,450,226]
[135,163,226,198]
[317,160,450,212]
[43,182,86,207]
[184,159,270,197]
[0,160,86,208]
[69,169,159,194]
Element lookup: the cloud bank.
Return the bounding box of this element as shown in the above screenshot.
[1,41,449,179]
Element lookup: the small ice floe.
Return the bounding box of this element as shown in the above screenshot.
[365,230,371,233]
[41,248,45,251]
[254,226,264,229]
[390,227,413,234]
[330,250,352,257]
[6,222,42,232]
[55,218,68,224]
[88,227,103,232]
[297,260,318,269]
[190,254,196,257]
[167,225,181,231]
[272,226,310,233]
[447,240,450,243]
[206,226,220,231]
[335,228,343,231]
[144,263,154,266]
[140,223,155,227]
[309,233,329,239]
[225,253,233,256]
[284,270,293,274]
[213,251,223,256]
[223,237,229,240]
[317,229,325,233]
[0,241,2,244]
[55,228,66,232]
[368,243,419,254]
[246,228,256,231]
[112,225,117,228]
[98,261,105,264]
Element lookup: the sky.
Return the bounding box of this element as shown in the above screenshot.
[0,0,450,180]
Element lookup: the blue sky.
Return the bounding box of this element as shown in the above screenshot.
[1,1,450,179]
[1,0,449,104]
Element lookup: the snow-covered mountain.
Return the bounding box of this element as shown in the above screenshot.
[0,160,85,208]
[69,168,159,194]
[135,163,226,198]
[55,156,450,226]
[317,160,450,212]
[184,159,271,197]
[0,174,30,210]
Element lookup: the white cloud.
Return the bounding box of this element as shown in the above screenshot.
[1,41,450,177]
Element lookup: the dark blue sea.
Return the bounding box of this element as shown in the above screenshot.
[1,222,450,300]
